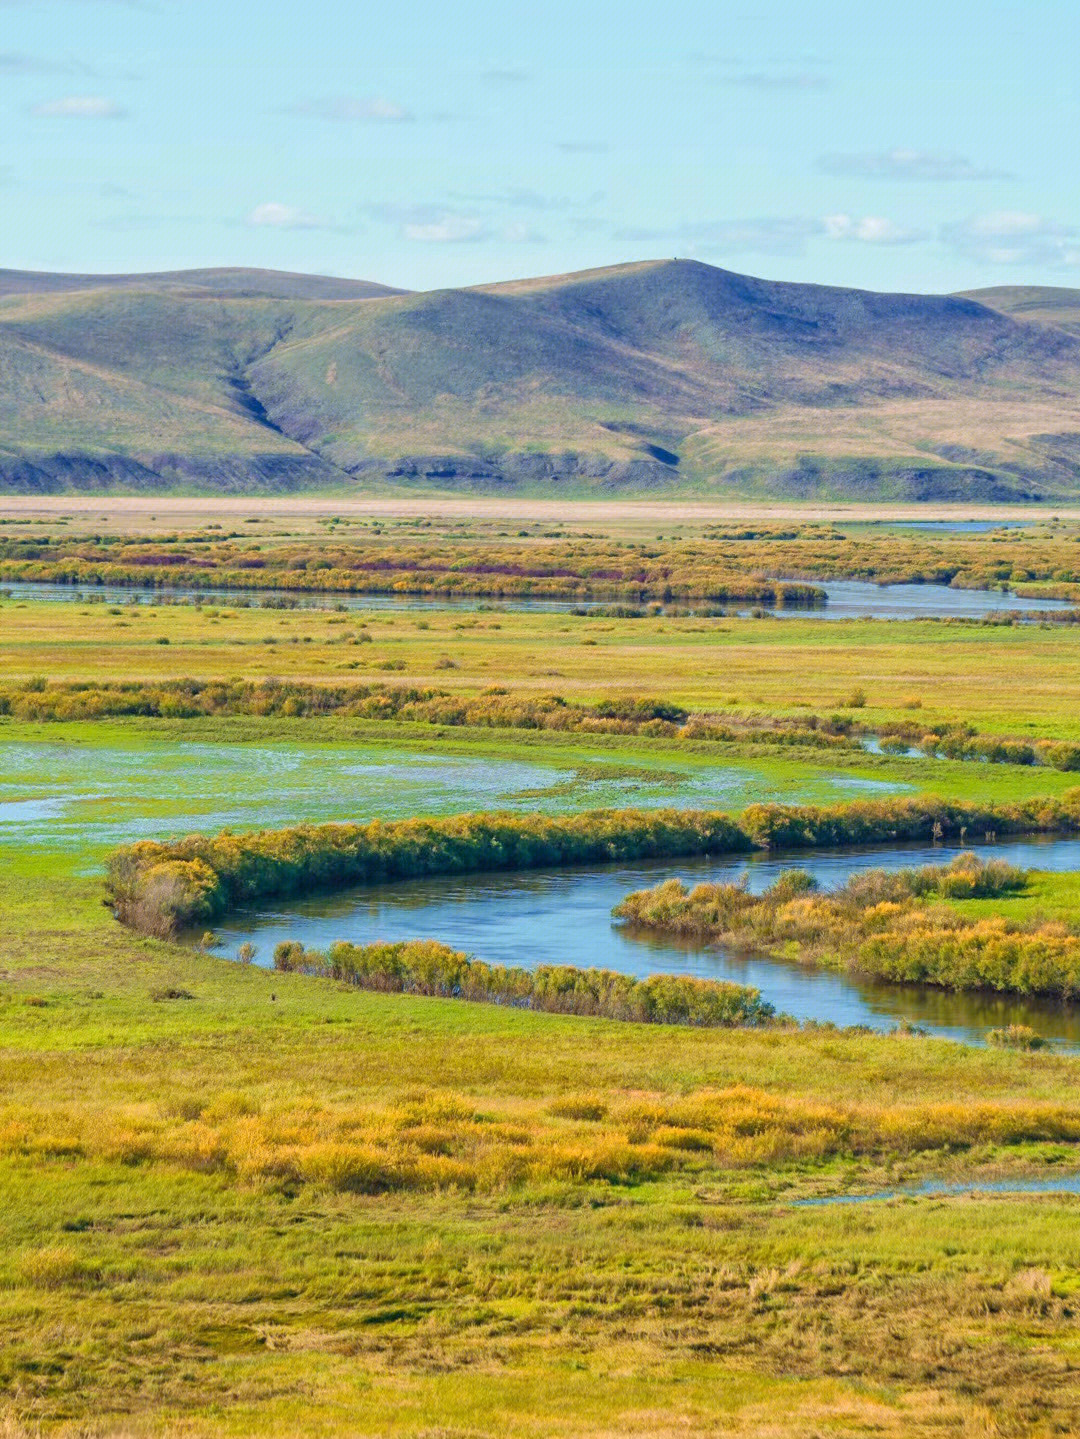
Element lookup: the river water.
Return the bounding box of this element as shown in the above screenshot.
[2,577,1073,620]
[207,834,1080,1049]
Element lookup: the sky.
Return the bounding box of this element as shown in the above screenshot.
[3,0,1080,293]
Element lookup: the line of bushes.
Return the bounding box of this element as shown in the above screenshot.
[0,678,855,751]
[107,789,1080,937]
[7,677,1080,771]
[0,677,686,734]
[9,526,1080,598]
[614,854,1080,999]
[270,937,774,1027]
[0,541,828,606]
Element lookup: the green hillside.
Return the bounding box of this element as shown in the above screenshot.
[5,260,1080,497]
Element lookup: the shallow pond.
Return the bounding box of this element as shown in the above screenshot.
[2,576,1073,621]
[208,834,1080,1049]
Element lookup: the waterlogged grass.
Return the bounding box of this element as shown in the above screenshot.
[9,711,1080,876]
[0,717,938,867]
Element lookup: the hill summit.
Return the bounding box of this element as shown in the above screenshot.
[4,258,1080,498]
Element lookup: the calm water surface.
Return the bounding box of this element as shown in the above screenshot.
[209,834,1080,1050]
[3,577,1072,620]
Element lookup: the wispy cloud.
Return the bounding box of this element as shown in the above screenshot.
[614,211,930,256]
[246,202,331,230]
[481,67,530,83]
[941,212,1080,267]
[824,213,929,244]
[694,53,831,90]
[405,215,490,243]
[1,49,131,78]
[289,96,413,122]
[2,51,67,74]
[366,203,489,242]
[721,70,829,89]
[615,216,824,256]
[502,222,546,244]
[28,95,125,118]
[447,187,599,213]
[366,202,543,244]
[554,140,609,154]
[820,148,1011,182]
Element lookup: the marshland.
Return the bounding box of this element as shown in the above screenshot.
[8,499,1080,1436]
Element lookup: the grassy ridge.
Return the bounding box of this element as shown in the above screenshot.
[8,259,1080,497]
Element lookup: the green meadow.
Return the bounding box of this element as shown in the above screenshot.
[6,515,1080,1436]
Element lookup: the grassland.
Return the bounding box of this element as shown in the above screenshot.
[10,845,1080,1437]
[7,586,1080,739]
[7,508,1080,1435]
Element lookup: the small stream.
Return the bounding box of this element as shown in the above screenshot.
[794,1173,1080,1205]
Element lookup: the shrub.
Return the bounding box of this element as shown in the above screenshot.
[107,790,1080,940]
[615,855,1080,999]
[271,938,774,1028]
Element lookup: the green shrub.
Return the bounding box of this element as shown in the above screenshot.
[272,938,774,1028]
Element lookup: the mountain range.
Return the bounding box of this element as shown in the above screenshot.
[4,258,1080,498]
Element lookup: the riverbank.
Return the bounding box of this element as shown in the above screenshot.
[5,847,1080,1435]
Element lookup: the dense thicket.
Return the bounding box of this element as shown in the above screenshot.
[7,525,1080,601]
[0,678,687,734]
[615,854,1080,998]
[0,533,824,605]
[108,789,1080,937]
[271,938,774,1027]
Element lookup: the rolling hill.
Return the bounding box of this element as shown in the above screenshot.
[4,259,1080,498]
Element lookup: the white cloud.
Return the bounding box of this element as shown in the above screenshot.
[29,95,124,118]
[246,202,327,230]
[403,214,489,243]
[367,203,491,243]
[820,149,1010,181]
[942,211,1080,266]
[502,222,546,243]
[824,213,929,244]
[291,96,412,122]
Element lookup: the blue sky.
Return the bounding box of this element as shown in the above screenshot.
[3,0,1079,292]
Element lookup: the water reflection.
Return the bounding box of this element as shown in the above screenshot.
[2,576,1073,621]
[209,834,1080,1049]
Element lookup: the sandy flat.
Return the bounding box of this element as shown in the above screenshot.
[4,493,1080,530]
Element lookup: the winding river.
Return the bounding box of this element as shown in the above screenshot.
[207,834,1080,1049]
